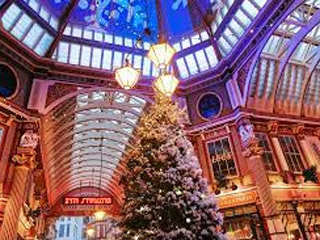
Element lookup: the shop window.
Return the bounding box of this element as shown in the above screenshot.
[256,133,277,171]
[0,64,18,98]
[58,224,65,237]
[278,136,304,172]
[207,138,237,178]
[66,224,70,237]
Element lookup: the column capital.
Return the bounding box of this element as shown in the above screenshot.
[242,138,263,158]
[11,147,37,169]
[267,121,279,137]
[292,123,305,140]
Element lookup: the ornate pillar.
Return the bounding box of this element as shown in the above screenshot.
[0,130,39,240]
[239,122,286,240]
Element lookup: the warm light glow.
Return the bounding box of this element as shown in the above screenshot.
[115,63,140,90]
[154,74,179,97]
[147,43,175,69]
[93,210,106,221]
[86,227,95,237]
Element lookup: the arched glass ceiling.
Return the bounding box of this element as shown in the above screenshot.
[248,1,320,117]
[0,0,269,80]
[42,90,147,205]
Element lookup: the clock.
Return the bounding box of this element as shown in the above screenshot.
[197,93,222,119]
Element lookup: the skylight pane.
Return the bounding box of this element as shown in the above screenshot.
[83,30,93,40]
[69,44,81,65]
[102,50,112,70]
[142,57,151,76]
[34,33,53,56]
[224,27,238,45]
[23,23,43,48]
[195,50,209,71]
[92,48,102,68]
[114,36,123,45]
[200,31,209,41]
[176,58,189,79]
[191,34,201,45]
[173,43,181,52]
[28,0,40,12]
[133,55,142,69]
[218,37,232,55]
[49,16,58,30]
[182,39,191,49]
[80,46,91,66]
[185,54,199,75]
[104,34,113,43]
[39,7,50,22]
[124,38,133,47]
[94,32,103,42]
[235,9,251,27]
[2,4,21,30]
[113,51,123,69]
[64,25,71,35]
[57,42,69,63]
[205,46,218,67]
[254,0,267,8]
[72,27,82,38]
[11,14,32,40]
[242,0,259,18]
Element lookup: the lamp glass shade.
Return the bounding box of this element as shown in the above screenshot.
[147,43,175,68]
[93,210,106,221]
[86,227,95,237]
[154,74,179,97]
[115,65,140,90]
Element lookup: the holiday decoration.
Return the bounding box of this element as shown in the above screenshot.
[303,165,318,183]
[119,95,226,240]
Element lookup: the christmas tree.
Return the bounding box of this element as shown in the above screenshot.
[119,95,226,240]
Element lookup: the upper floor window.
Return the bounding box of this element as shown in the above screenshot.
[278,136,304,172]
[207,137,237,179]
[256,133,277,171]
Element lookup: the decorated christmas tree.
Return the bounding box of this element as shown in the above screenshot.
[119,95,226,240]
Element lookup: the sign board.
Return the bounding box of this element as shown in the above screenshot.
[64,197,113,205]
[218,191,257,209]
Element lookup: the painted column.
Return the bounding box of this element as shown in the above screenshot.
[0,147,35,240]
[238,122,286,240]
[0,118,17,229]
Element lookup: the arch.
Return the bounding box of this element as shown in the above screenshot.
[243,0,305,106]
[42,88,151,206]
[273,9,320,111]
[43,87,152,115]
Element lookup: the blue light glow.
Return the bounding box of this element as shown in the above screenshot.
[43,0,217,40]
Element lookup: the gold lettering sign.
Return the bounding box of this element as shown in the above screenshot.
[64,197,113,205]
[218,191,257,209]
[211,152,233,163]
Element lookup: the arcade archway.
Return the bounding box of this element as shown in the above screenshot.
[41,89,151,218]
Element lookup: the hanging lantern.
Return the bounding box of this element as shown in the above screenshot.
[115,60,140,90]
[154,73,179,97]
[93,210,106,221]
[147,42,175,69]
[86,227,95,237]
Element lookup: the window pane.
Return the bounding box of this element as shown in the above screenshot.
[207,138,237,178]
[278,136,304,172]
[256,133,277,171]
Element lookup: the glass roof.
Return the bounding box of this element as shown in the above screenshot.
[42,90,147,205]
[249,1,320,117]
[0,0,270,80]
